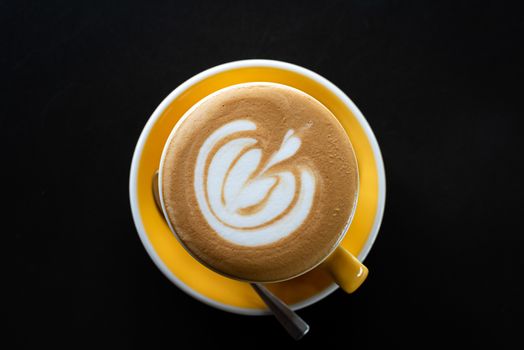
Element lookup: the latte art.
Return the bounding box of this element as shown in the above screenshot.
[194,119,316,246]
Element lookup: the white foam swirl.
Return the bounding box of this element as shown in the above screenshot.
[194,120,316,246]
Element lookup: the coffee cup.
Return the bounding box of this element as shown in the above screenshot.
[157,81,368,293]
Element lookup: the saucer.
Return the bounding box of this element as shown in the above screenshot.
[129,60,386,315]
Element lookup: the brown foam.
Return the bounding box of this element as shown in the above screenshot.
[161,83,358,282]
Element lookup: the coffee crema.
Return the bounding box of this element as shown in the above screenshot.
[160,83,358,282]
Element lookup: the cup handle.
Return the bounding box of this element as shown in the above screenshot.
[321,246,369,293]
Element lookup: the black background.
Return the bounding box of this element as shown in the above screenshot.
[9,0,523,348]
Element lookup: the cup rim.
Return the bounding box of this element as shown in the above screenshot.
[129,59,386,315]
[157,81,361,284]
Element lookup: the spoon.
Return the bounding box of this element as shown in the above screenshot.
[152,171,309,340]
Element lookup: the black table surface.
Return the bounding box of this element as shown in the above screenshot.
[9,1,523,348]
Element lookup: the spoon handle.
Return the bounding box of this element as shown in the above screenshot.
[250,283,309,340]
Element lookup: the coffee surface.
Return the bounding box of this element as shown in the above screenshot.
[161,83,358,281]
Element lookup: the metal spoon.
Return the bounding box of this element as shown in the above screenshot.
[249,282,310,339]
[152,171,309,340]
